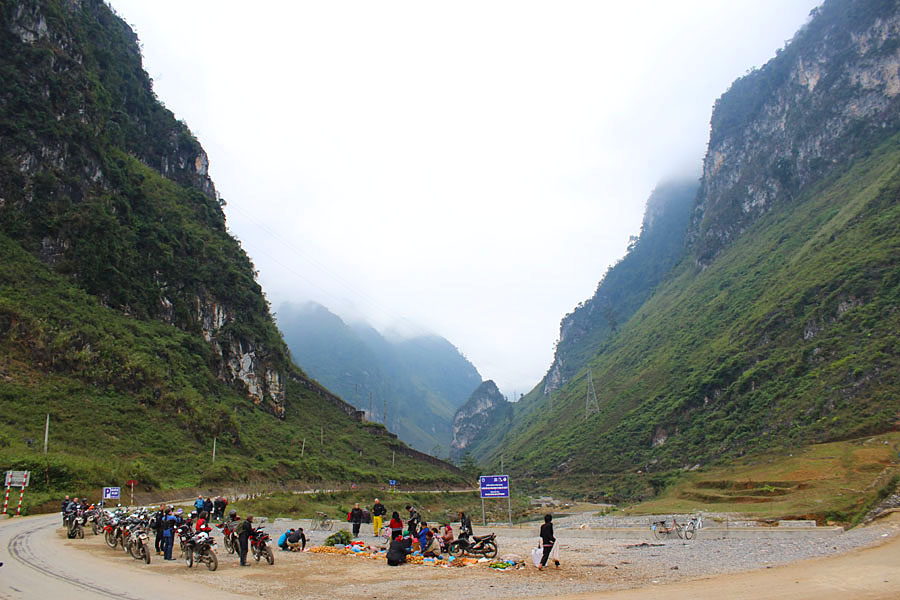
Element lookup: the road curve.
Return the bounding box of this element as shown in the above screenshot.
[0,514,244,600]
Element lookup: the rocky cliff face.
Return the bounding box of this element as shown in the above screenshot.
[450,380,509,460]
[691,0,900,265]
[0,0,286,414]
[542,179,697,393]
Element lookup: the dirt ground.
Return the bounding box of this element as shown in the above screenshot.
[61,515,900,600]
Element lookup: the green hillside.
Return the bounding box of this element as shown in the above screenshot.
[475,0,900,501]
[0,0,463,510]
[488,132,900,499]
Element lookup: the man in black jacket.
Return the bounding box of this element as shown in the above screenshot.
[372,498,387,537]
[154,504,167,555]
[406,505,420,537]
[349,503,363,538]
[237,515,254,566]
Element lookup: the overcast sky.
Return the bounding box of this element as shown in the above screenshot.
[112,0,820,398]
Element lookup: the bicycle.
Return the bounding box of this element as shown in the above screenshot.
[311,511,333,531]
[682,513,703,540]
[377,525,393,543]
[651,516,684,540]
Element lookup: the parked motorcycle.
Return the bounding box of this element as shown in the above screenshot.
[216,521,239,554]
[126,522,152,564]
[250,526,274,565]
[184,531,218,571]
[448,533,498,559]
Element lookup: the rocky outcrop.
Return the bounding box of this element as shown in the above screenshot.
[450,381,509,460]
[691,0,900,265]
[542,179,697,393]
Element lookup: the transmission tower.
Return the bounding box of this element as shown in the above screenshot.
[585,370,600,420]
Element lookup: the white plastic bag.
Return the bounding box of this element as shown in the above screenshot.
[530,547,542,568]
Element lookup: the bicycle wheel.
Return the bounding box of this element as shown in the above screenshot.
[651,523,662,541]
[683,523,695,540]
[674,524,684,539]
[324,518,333,530]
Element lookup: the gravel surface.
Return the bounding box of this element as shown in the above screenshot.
[155,515,900,599]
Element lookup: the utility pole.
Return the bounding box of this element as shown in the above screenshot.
[392,450,395,466]
[43,414,49,454]
[585,370,600,420]
[212,436,217,464]
[369,392,373,422]
[500,454,504,474]
[301,437,306,457]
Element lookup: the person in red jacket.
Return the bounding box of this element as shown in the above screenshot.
[195,510,212,533]
[388,511,403,540]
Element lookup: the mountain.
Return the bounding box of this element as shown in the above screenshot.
[471,0,900,500]
[0,0,463,507]
[277,301,483,454]
[450,380,510,461]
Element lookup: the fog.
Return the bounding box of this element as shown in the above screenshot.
[111,0,820,397]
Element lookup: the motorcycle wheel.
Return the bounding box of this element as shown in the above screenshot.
[91,522,99,536]
[253,545,261,562]
[205,550,218,571]
[448,541,464,557]
[75,524,84,539]
[185,547,194,568]
[142,542,151,564]
[263,547,274,565]
[104,530,117,548]
[225,536,234,554]
[482,540,498,559]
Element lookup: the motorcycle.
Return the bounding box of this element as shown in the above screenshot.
[103,515,122,548]
[126,522,152,564]
[67,508,86,539]
[250,526,274,565]
[216,520,239,554]
[184,531,218,571]
[448,533,498,559]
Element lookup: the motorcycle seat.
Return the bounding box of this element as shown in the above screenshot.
[473,534,493,542]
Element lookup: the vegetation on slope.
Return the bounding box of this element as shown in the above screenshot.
[486,133,900,500]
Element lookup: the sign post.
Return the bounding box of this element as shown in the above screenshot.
[126,480,138,506]
[3,471,30,516]
[479,475,511,526]
[102,487,121,505]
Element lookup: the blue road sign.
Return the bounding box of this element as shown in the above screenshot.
[389,479,397,486]
[103,486,120,500]
[479,475,510,498]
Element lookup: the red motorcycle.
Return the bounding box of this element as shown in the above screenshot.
[249,526,274,565]
[216,521,239,554]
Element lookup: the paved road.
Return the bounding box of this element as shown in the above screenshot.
[0,514,243,600]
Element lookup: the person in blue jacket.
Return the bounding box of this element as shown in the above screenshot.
[278,528,295,551]
[162,507,178,560]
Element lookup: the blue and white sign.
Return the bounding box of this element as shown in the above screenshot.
[389,479,397,486]
[102,486,120,500]
[479,475,510,498]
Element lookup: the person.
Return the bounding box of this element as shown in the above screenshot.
[372,498,387,536]
[287,527,306,551]
[388,511,403,540]
[278,528,294,551]
[349,503,363,537]
[203,497,213,517]
[406,505,420,537]
[237,514,254,566]
[441,523,453,550]
[458,511,473,542]
[538,513,559,570]
[162,507,177,560]
[193,495,205,513]
[417,521,429,551]
[213,496,225,520]
[422,529,441,557]
[61,495,70,526]
[386,533,412,566]
[195,510,212,533]
[154,504,167,555]
[362,505,371,524]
